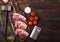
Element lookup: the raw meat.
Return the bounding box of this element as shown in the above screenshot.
[15,21,27,30]
[15,29,29,37]
[12,13,26,21]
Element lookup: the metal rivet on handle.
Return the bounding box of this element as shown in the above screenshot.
[1,5,5,10]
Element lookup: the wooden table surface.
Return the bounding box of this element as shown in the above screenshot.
[25,0,60,42]
[0,0,60,42]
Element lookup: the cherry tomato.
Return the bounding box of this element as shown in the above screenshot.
[29,17,34,21]
[33,21,38,25]
[34,16,39,20]
[31,12,35,16]
[28,21,33,26]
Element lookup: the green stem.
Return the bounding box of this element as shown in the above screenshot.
[0,10,2,23]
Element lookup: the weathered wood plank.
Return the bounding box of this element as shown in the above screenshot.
[26,0,60,42]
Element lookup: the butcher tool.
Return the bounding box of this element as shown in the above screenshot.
[1,5,11,35]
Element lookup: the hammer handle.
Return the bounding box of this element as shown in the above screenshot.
[2,10,7,35]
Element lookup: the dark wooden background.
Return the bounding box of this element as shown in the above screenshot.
[0,0,60,42]
[26,0,60,42]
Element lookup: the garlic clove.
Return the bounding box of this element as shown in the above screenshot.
[3,0,8,3]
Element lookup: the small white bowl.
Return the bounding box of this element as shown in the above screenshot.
[24,7,31,14]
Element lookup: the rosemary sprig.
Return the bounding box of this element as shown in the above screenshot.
[0,10,2,23]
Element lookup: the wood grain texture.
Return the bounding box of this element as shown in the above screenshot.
[26,0,60,42]
[0,0,60,42]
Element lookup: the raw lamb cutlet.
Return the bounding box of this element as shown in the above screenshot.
[15,29,29,37]
[15,21,27,30]
[12,13,26,21]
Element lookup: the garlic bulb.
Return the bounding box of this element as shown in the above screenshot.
[3,0,8,3]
